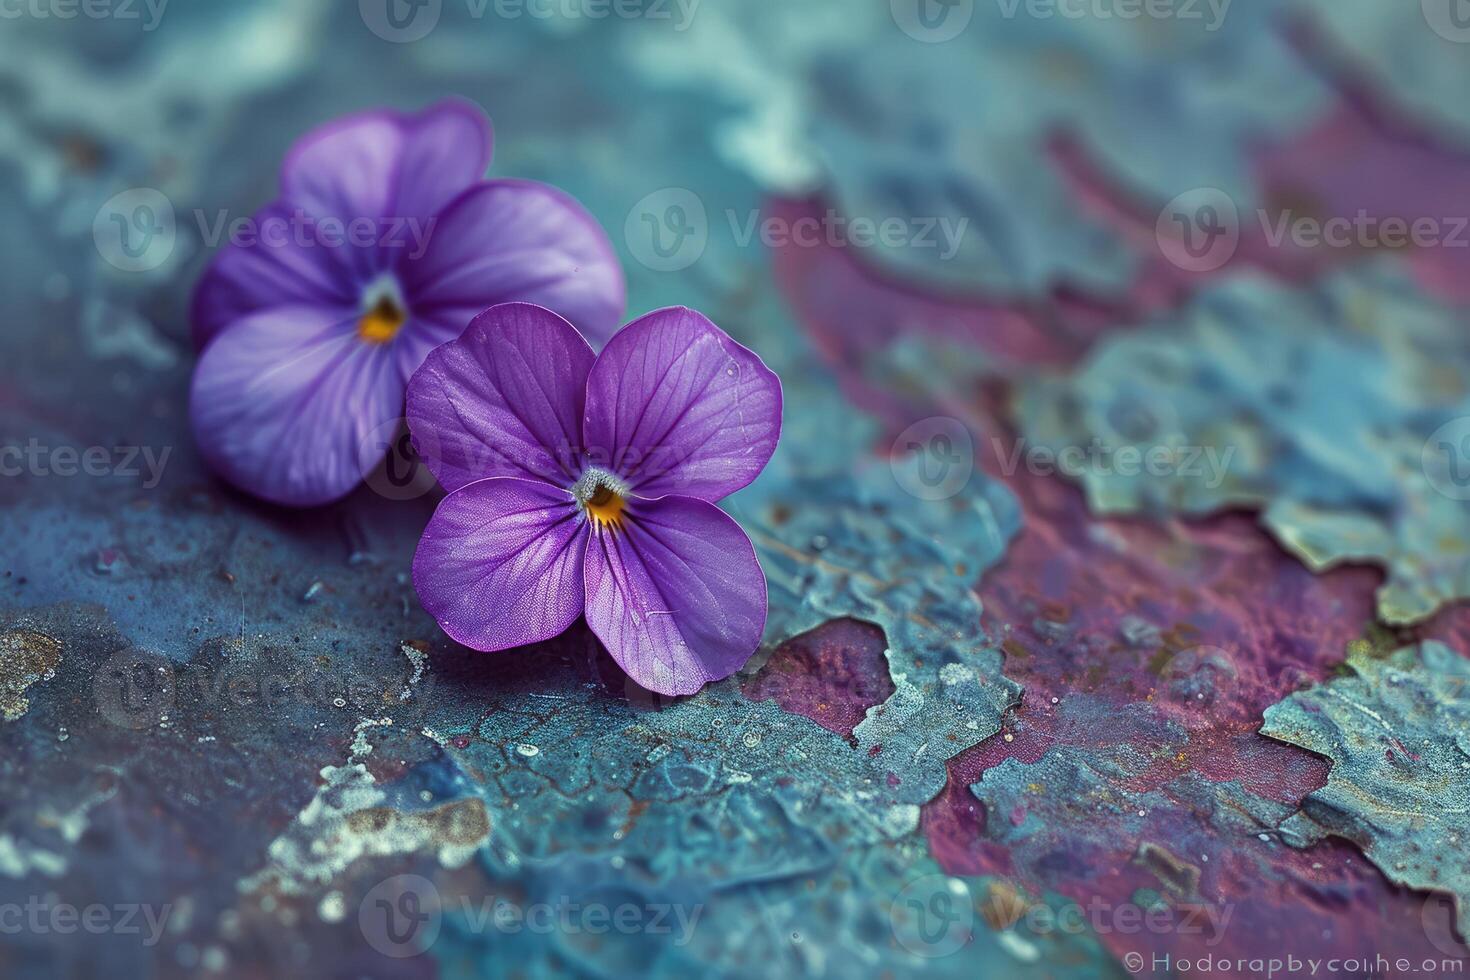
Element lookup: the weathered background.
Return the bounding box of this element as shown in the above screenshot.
[2,1,1469,976]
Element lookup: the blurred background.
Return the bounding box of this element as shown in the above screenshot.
[2,1,1470,977]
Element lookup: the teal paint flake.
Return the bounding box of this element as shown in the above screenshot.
[733,449,1023,806]
[1262,642,1470,940]
[1016,263,1470,623]
[626,0,1325,296]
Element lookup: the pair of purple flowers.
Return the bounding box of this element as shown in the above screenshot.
[190,102,781,695]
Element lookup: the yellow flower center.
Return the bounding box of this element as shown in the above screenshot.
[584,482,625,530]
[574,468,629,531]
[358,295,406,344]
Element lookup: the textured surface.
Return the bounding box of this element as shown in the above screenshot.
[1263,642,1470,942]
[3,1,1470,978]
[1016,264,1470,624]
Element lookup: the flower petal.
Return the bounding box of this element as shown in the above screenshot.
[190,201,356,350]
[193,102,493,351]
[414,478,587,652]
[406,303,595,492]
[190,304,404,506]
[583,495,767,696]
[400,179,626,348]
[280,100,492,234]
[582,307,782,501]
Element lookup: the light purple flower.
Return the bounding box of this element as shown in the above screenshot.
[189,101,625,506]
[407,302,781,696]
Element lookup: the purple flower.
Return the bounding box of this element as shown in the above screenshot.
[189,101,625,506]
[407,303,782,696]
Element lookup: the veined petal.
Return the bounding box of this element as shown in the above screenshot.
[582,307,781,501]
[406,303,594,492]
[414,478,588,652]
[583,495,767,696]
[281,99,492,237]
[190,304,403,506]
[190,201,357,350]
[194,102,493,351]
[401,179,626,348]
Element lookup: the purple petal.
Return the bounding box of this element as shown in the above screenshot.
[414,478,588,652]
[400,179,626,348]
[191,102,492,352]
[190,201,357,350]
[406,303,594,492]
[583,495,767,696]
[190,304,404,506]
[582,307,782,501]
[280,99,492,234]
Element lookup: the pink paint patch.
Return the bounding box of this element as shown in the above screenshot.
[742,618,894,742]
